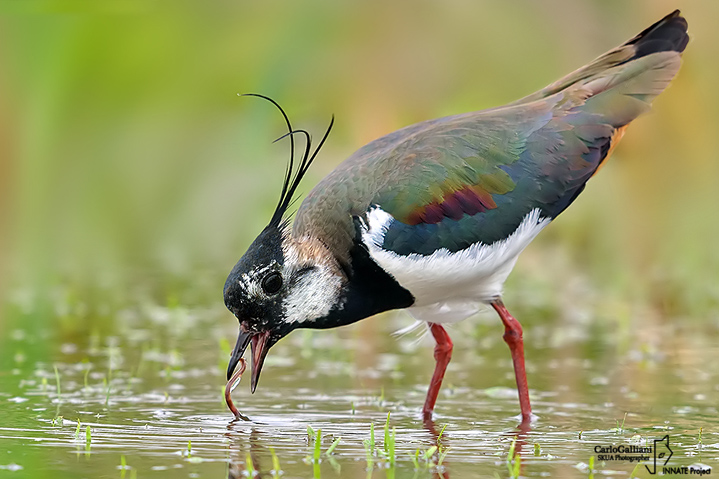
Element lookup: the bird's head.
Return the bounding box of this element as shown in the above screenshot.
[223,222,346,392]
[223,94,338,392]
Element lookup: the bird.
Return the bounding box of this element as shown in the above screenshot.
[223,10,689,423]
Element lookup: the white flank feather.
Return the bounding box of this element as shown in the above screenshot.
[362,207,551,323]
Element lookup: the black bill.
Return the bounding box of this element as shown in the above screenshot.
[226,329,252,381]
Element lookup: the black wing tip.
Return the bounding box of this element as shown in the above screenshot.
[626,10,689,58]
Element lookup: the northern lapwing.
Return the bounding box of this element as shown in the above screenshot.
[223,11,688,422]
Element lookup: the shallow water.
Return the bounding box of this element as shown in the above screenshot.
[1,298,718,479]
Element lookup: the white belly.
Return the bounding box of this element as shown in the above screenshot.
[362,207,551,323]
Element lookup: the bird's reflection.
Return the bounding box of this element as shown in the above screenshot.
[226,422,265,479]
[422,416,450,479]
[223,414,532,479]
[502,415,533,477]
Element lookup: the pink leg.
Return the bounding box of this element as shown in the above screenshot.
[422,323,453,421]
[491,299,532,421]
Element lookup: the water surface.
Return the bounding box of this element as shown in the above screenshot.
[1,296,717,478]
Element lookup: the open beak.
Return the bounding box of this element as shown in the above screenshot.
[226,329,251,381]
[250,330,271,393]
[226,328,273,394]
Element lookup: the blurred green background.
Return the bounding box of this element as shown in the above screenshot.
[1,2,718,477]
[0,0,717,332]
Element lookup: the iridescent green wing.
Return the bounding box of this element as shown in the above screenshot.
[294,11,686,258]
[369,98,606,255]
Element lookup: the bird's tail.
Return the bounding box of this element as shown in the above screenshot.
[514,10,689,110]
[510,11,688,216]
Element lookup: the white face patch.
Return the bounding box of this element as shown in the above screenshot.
[280,237,345,324]
[362,206,551,323]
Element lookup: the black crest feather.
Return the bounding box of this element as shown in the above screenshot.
[242,93,334,228]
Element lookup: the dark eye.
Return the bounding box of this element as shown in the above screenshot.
[261,272,283,295]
